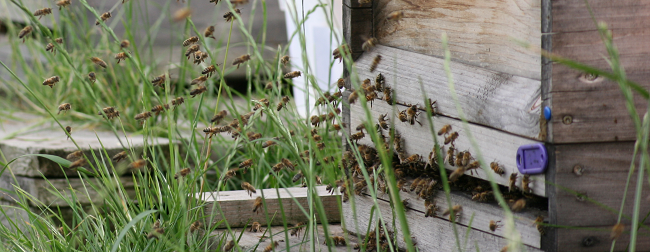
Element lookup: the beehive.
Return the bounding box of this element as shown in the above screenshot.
[341,0,650,251]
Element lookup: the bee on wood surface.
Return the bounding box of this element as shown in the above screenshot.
[404,154,421,164]
[348,90,358,104]
[18,26,33,43]
[509,173,518,192]
[331,236,346,246]
[112,151,127,163]
[120,40,130,49]
[56,0,71,10]
[114,52,128,64]
[290,222,304,237]
[204,26,215,39]
[43,76,60,88]
[33,8,52,20]
[135,111,152,122]
[375,73,385,91]
[263,241,278,252]
[252,196,263,214]
[386,10,404,21]
[66,150,83,160]
[466,160,480,171]
[276,96,290,111]
[455,151,464,167]
[172,8,192,22]
[438,124,452,136]
[522,174,532,194]
[232,54,251,69]
[377,114,389,130]
[95,12,112,25]
[425,203,438,217]
[224,240,235,252]
[202,64,218,77]
[87,72,96,83]
[489,220,502,232]
[369,55,382,72]
[249,222,262,232]
[171,97,185,108]
[442,204,463,222]
[190,75,208,86]
[223,8,241,22]
[57,103,71,114]
[64,126,72,140]
[90,57,107,68]
[174,167,191,179]
[284,71,301,79]
[189,221,202,233]
[45,38,63,54]
[350,131,365,144]
[398,110,408,123]
[425,98,438,116]
[534,216,546,236]
[190,86,207,98]
[128,159,146,170]
[362,37,377,52]
[185,44,200,59]
[280,55,290,66]
[193,51,208,64]
[69,158,86,169]
[490,161,505,175]
[472,191,493,202]
[366,91,378,107]
[355,122,366,133]
[445,146,455,166]
[511,198,526,212]
[332,44,350,63]
[382,86,394,105]
[337,78,345,89]
[444,131,459,146]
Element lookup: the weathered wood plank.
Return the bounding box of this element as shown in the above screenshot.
[197,186,341,228]
[555,226,650,252]
[353,45,542,139]
[343,4,373,54]
[349,101,547,196]
[343,194,543,252]
[374,0,541,80]
[367,188,544,248]
[552,0,650,33]
[343,0,372,8]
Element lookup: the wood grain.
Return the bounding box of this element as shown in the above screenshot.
[353,45,542,139]
[343,193,543,252]
[343,5,373,54]
[373,0,541,80]
[348,101,547,196]
[555,226,650,252]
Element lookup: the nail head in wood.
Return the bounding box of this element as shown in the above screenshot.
[572,165,583,176]
[562,115,573,125]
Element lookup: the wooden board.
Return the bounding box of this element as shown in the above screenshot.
[555,226,650,252]
[342,193,543,252]
[343,4,373,54]
[197,186,341,228]
[352,45,542,139]
[373,0,542,80]
[348,101,547,196]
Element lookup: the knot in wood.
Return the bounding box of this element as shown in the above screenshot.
[573,165,584,176]
[576,192,588,202]
[562,115,573,125]
[581,236,599,247]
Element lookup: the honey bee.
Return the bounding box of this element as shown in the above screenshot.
[448,167,465,183]
[455,151,464,167]
[88,72,96,83]
[57,103,71,114]
[350,131,365,144]
[291,171,303,183]
[240,111,255,125]
[280,55,290,66]
[247,132,262,141]
[253,98,270,112]
[90,57,107,68]
[425,202,438,217]
[66,150,83,160]
[193,51,208,64]
[204,26,215,39]
[232,54,251,69]
[404,154,421,164]
[348,91,358,104]
[284,71,301,79]
[460,152,472,167]
[442,204,463,221]
[185,45,200,59]
[405,105,421,125]
[332,123,345,131]
[444,132,459,146]
[535,216,546,236]
[95,12,112,25]
[171,97,185,108]
[209,0,220,4]
[114,52,128,64]
[382,86,394,105]
[472,191,493,202]
[258,139,274,149]
[509,173,518,192]
[362,37,378,52]
[190,75,208,86]
[386,10,404,21]
[224,240,235,252]
[135,111,152,122]
[64,126,72,140]
[331,236,346,246]
[264,81,275,89]
[332,44,350,63]
[358,0,371,3]
[18,26,33,43]
[98,107,115,116]
[511,198,526,212]
[276,96,290,111]
[151,104,169,115]
[230,0,249,6]
[334,79,345,91]
[282,158,295,171]
[252,196,263,214]
[112,151,127,162]
[522,174,531,194]
[174,167,191,179]
[445,146,455,166]
[224,168,238,181]
[210,110,227,124]
[33,8,52,20]
[56,0,71,10]
[369,55,382,72]
[202,65,218,77]
[172,8,192,22]
[263,241,279,252]
[69,158,87,169]
[249,222,262,232]
[489,220,502,232]
[120,40,130,49]
[223,8,241,22]
[438,124,452,136]
[490,161,505,175]
[190,86,207,98]
[45,38,63,54]
[128,159,147,170]
[42,76,60,88]
[290,222,304,237]
[374,73,385,91]
[190,221,202,233]
[366,92,378,107]
[398,110,408,123]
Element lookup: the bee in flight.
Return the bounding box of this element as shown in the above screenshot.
[204,26,215,39]
[183,36,199,47]
[202,64,218,77]
[95,12,112,25]
[33,8,52,20]
[57,103,71,114]
[120,40,130,49]
[56,0,71,10]
[284,71,301,79]
[115,52,128,64]
[172,8,192,22]
[88,72,96,83]
[45,38,63,55]
[90,57,107,69]
[280,55,290,66]
[18,26,33,43]
[190,86,207,98]
[232,54,251,69]
[43,76,60,88]
[223,9,241,22]
[370,54,382,72]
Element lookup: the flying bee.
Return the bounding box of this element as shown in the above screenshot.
[489,220,502,232]
[369,55,382,72]
[332,123,345,131]
[172,8,192,22]
[190,221,202,233]
[97,106,115,116]
[509,173,518,192]
[276,96,290,111]
[362,37,378,52]
[128,159,147,170]
[185,45,200,59]
[350,131,365,143]
[312,134,323,142]
[190,86,207,98]
[112,151,127,162]
[280,55,290,66]
[120,40,130,49]
[253,98,270,111]
[202,65,218,77]
[442,204,463,221]
[383,86,394,105]
[174,167,191,179]
[56,0,71,10]
[238,159,253,170]
[223,8,241,22]
[69,158,87,169]
[232,54,251,69]
[535,216,546,236]
[135,111,152,122]
[348,91,358,104]
[224,240,235,252]
[240,111,255,125]
[386,10,405,21]
[171,97,185,108]
[337,78,345,89]
[18,26,33,43]
[151,104,170,115]
[448,167,465,183]
[66,150,83,160]
[230,0,249,6]
[281,158,295,171]
[95,12,112,25]
[252,196,263,214]
[247,132,262,141]
[438,124,452,136]
[43,76,60,88]
[45,38,63,54]
[249,222,262,232]
[193,51,208,64]
[190,75,208,86]
[511,198,526,212]
[86,72,96,84]
[211,110,228,124]
[522,174,531,194]
[33,8,52,20]
[90,57,107,68]
[262,140,276,148]
[290,222,304,237]
[263,241,279,252]
[292,171,303,183]
[466,161,480,173]
[444,132,459,146]
[57,103,71,115]
[265,81,275,89]
[63,126,72,140]
[284,71,301,79]
[204,26,215,39]
[332,44,350,63]
[223,168,238,181]
[114,52,128,64]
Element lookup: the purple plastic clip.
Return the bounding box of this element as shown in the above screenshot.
[516,143,548,175]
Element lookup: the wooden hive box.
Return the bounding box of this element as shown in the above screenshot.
[341,0,650,251]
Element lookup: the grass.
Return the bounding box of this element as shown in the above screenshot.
[0,0,649,251]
